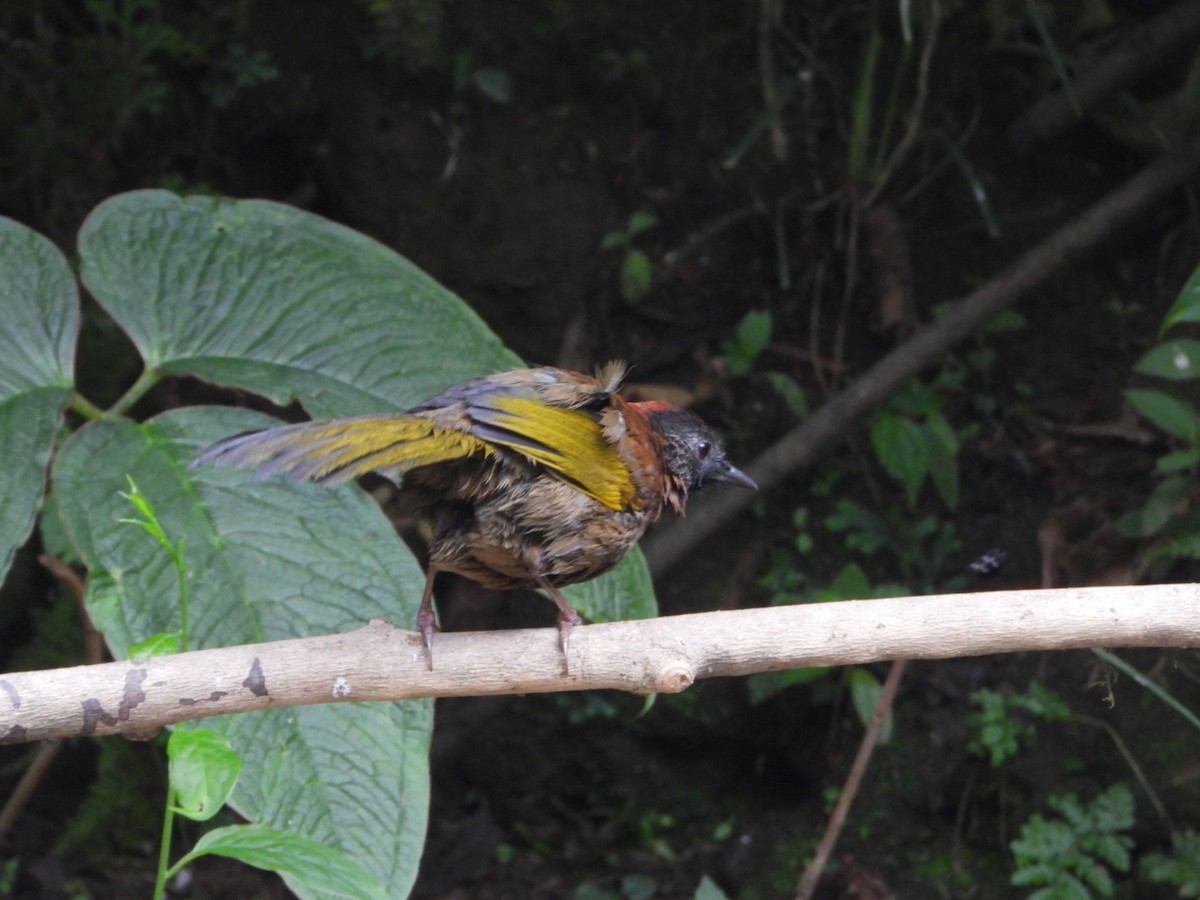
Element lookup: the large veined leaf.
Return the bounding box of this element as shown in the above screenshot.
[52,407,431,897]
[0,216,78,587]
[78,189,520,415]
[75,190,655,623]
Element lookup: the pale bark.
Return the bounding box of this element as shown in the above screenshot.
[2,583,1197,744]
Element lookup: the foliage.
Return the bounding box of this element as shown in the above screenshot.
[825,500,961,593]
[1009,784,1134,898]
[721,310,772,377]
[1117,261,1200,566]
[0,191,658,897]
[0,0,279,221]
[848,665,893,743]
[120,478,189,656]
[968,683,1072,769]
[1141,829,1200,897]
[602,210,660,304]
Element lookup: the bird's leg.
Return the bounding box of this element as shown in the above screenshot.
[534,574,583,674]
[417,566,441,671]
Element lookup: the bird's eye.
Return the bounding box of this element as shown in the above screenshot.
[697,440,712,459]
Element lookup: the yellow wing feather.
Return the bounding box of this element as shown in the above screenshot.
[198,369,638,510]
[479,395,635,511]
[196,416,491,484]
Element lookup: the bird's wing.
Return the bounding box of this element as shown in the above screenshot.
[196,364,639,509]
[464,393,637,511]
[194,415,491,485]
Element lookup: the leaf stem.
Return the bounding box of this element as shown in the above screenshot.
[69,393,111,421]
[153,785,177,900]
[108,367,164,417]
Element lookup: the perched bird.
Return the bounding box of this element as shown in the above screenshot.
[195,362,755,666]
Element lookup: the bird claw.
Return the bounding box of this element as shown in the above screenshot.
[556,608,583,675]
[417,603,438,671]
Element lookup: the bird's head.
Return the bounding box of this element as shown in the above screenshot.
[637,403,756,512]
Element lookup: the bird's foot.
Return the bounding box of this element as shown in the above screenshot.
[416,603,439,671]
[556,607,583,675]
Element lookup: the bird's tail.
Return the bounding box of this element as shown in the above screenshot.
[193,415,490,485]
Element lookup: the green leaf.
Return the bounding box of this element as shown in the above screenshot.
[619,249,653,303]
[1011,784,1133,896]
[737,309,772,356]
[980,309,1026,334]
[1161,264,1200,333]
[1141,829,1200,895]
[176,824,389,900]
[820,561,873,600]
[848,667,892,743]
[168,728,242,821]
[1156,449,1200,473]
[870,413,929,507]
[1135,340,1200,381]
[1012,682,1072,722]
[1114,474,1190,537]
[969,688,1029,768]
[0,216,79,587]
[127,630,181,658]
[723,310,772,377]
[764,370,808,417]
[470,67,513,103]
[562,547,656,623]
[693,874,731,900]
[745,666,830,704]
[600,230,626,250]
[78,190,519,417]
[923,411,960,508]
[824,502,889,556]
[51,407,432,897]
[627,210,659,236]
[1125,388,1199,443]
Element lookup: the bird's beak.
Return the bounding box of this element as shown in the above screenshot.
[712,462,757,490]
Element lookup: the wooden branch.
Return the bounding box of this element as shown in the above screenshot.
[643,137,1200,576]
[1009,0,1200,154]
[3,584,1197,744]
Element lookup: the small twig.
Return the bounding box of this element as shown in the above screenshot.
[0,739,62,844]
[796,659,908,899]
[759,0,788,161]
[1010,0,1200,154]
[859,0,942,212]
[838,0,941,388]
[1073,713,1173,834]
[656,203,767,284]
[39,554,103,665]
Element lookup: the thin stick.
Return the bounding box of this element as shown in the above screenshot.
[1073,714,1173,834]
[859,0,941,212]
[795,659,907,899]
[1010,0,1200,154]
[0,740,62,843]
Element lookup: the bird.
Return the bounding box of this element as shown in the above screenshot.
[194,362,756,667]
